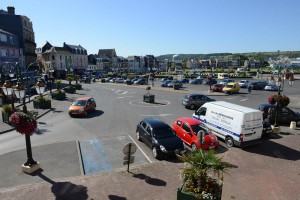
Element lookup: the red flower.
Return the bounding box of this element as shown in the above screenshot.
[9,111,37,135]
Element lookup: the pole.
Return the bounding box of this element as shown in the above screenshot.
[127,143,131,172]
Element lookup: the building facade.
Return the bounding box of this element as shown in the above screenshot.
[0,29,21,66]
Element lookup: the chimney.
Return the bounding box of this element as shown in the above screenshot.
[7,6,15,14]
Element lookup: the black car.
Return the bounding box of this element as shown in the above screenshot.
[161,80,172,87]
[80,76,91,83]
[248,81,268,90]
[136,118,183,159]
[134,78,146,85]
[182,93,216,110]
[202,78,217,85]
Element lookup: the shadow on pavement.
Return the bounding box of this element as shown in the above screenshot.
[131,173,167,186]
[30,169,89,200]
[108,195,127,200]
[86,110,104,118]
[243,140,300,161]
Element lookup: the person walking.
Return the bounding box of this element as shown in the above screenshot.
[248,86,252,94]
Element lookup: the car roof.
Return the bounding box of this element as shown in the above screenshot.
[143,118,170,128]
[76,97,93,101]
[187,93,206,97]
[258,104,276,110]
[176,117,202,125]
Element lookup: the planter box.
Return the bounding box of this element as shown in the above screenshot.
[51,92,66,100]
[2,111,14,126]
[64,87,76,94]
[177,187,198,200]
[72,84,82,90]
[143,94,155,103]
[33,100,52,109]
[173,85,181,90]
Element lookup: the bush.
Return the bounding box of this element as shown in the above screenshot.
[2,104,13,113]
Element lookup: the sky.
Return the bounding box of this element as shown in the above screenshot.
[1,0,299,57]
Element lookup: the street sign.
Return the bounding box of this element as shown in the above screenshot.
[122,143,137,172]
[123,143,137,155]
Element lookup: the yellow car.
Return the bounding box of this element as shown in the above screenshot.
[222,82,240,94]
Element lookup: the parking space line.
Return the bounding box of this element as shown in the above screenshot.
[240,98,248,101]
[128,135,152,163]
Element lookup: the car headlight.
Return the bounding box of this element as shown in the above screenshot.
[79,108,84,112]
[160,145,168,153]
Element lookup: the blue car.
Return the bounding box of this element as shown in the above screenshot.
[189,78,203,85]
[161,80,172,87]
[180,78,190,84]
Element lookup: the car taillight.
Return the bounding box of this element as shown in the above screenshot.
[240,134,244,142]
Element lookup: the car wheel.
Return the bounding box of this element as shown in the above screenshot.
[225,136,234,148]
[189,104,196,110]
[191,143,197,151]
[296,121,300,127]
[136,130,141,141]
[152,147,159,159]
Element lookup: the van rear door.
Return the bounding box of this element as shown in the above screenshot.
[242,113,263,141]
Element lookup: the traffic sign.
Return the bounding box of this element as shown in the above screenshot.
[123,143,137,155]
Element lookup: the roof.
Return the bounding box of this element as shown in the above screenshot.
[206,101,259,113]
[142,118,169,129]
[176,117,202,125]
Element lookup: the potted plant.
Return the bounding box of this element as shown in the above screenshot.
[9,111,37,135]
[1,104,15,125]
[33,96,51,109]
[72,75,82,90]
[177,149,232,200]
[143,86,155,103]
[268,94,290,108]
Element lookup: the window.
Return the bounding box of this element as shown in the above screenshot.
[1,49,8,56]
[52,55,55,60]
[182,123,190,132]
[0,34,7,42]
[146,126,151,135]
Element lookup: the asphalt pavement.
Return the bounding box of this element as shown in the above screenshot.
[0,84,299,200]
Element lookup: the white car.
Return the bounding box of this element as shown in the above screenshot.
[219,79,234,86]
[239,80,250,88]
[264,84,278,91]
[115,78,126,83]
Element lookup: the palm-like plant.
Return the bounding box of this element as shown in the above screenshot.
[178,149,232,199]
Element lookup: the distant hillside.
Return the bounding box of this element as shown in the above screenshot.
[157,51,300,61]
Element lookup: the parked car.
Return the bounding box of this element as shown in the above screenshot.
[115,78,126,83]
[248,81,268,90]
[211,84,225,92]
[258,104,300,126]
[161,80,172,87]
[239,80,250,88]
[180,78,190,84]
[68,97,96,117]
[202,78,217,85]
[189,78,203,85]
[167,80,183,88]
[219,79,234,86]
[172,117,219,151]
[80,76,91,83]
[134,78,146,85]
[161,76,173,82]
[136,118,184,159]
[182,93,215,110]
[105,77,113,82]
[264,84,278,91]
[222,82,240,94]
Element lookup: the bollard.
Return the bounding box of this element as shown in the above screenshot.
[290,121,296,130]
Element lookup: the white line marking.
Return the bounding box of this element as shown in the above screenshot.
[128,135,152,163]
[121,91,128,95]
[140,114,172,117]
[225,97,237,99]
[240,98,248,101]
[117,96,134,99]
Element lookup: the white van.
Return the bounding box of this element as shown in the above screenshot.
[192,101,263,148]
[217,73,229,79]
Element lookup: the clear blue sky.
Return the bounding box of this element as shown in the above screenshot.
[1,0,299,57]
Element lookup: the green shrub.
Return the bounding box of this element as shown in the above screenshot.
[2,104,13,113]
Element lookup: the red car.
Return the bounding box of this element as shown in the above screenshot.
[172,117,219,151]
[211,84,224,92]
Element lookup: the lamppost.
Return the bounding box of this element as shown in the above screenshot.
[1,80,15,110]
[13,82,40,173]
[36,79,45,97]
[274,76,282,127]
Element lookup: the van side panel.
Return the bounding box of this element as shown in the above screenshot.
[193,101,263,147]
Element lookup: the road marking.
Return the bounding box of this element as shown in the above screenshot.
[117,96,134,98]
[129,99,170,107]
[128,135,152,163]
[225,97,237,99]
[117,136,126,140]
[240,98,248,101]
[140,114,172,117]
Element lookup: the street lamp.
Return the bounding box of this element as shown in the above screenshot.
[36,79,45,97]
[13,81,40,173]
[274,77,282,127]
[1,80,14,110]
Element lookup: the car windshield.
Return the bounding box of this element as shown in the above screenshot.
[190,124,211,135]
[72,100,87,106]
[153,126,175,139]
[226,85,233,88]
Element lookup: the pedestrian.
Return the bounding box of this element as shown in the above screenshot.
[248,86,251,94]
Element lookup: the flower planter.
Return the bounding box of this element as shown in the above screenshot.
[33,99,52,109]
[143,94,155,103]
[173,84,181,90]
[72,84,82,90]
[51,91,66,100]
[2,111,13,126]
[64,86,76,94]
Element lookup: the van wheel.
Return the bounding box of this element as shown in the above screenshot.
[190,104,196,110]
[191,143,197,151]
[225,137,234,148]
